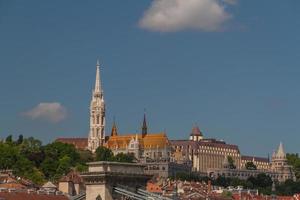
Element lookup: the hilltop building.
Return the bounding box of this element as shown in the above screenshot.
[241,155,270,170]
[170,126,242,172]
[170,126,294,182]
[207,143,295,182]
[105,114,170,160]
[57,60,171,162]
[56,59,295,182]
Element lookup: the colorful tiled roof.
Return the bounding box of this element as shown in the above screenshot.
[106,133,169,149]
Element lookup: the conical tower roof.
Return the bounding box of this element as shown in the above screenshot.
[190,126,203,136]
[276,142,286,158]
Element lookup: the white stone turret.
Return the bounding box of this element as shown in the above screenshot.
[88,60,105,153]
[271,142,296,182]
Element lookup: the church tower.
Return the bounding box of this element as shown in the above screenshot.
[88,60,105,153]
[142,113,147,137]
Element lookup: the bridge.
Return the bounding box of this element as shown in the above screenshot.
[69,184,173,200]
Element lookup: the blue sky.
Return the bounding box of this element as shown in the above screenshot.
[1,0,300,157]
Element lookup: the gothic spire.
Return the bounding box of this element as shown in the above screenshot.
[111,117,118,137]
[94,59,102,95]
[142,112,147,137]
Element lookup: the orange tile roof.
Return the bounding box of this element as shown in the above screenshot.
[146,182,162,193]
[105,133,169,149]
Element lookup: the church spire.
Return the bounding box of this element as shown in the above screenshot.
[142,112,147,137]
[111,117,118,137]
[94,59,102,95]
[88,59,105,153]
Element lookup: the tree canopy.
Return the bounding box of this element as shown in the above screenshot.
[287,153,300,180]
[227,156,236,169]
[245,161,257,170]
[0,135,136,185]
[95,146,135,163]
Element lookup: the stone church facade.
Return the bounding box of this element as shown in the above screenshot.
[57,60,170,160]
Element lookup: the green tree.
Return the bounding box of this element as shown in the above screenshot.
[227,156,236,169]
[0,143,19,169]
[43,142,79,165]
[27,168,45,185]
[214,176,231,187]
[287,153,300,180]
[75,163,88,172]
[56,155,72,179]
[40,157,59,179]
[40,141,79,181]
[5,135,13,144]
[17,134,23,145]
[245,161,257,170]
[78,150,94,163]
[20,137,44,167]
[95,146,114,161]
[221,191,232,198]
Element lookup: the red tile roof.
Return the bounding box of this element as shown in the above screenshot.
[190,126,203,136]
[56,138,88,150]
[241,155,269,163]
[170,139,240,151]
[0,192,68,200]
[59,171,83,184]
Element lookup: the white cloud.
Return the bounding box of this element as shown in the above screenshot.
[139,0,236,32]
[23,102,67,123]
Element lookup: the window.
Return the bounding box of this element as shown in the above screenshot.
[96,115,100,124]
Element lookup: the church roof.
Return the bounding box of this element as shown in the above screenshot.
[106,132,169,149]
[56,138,88,150]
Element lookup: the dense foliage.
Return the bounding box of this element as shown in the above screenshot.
[245,161,257,170]
[227,156,236,169]
[95,146,135,162]
[0,135,134,185]
[286,153,300,180]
